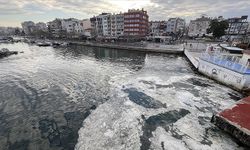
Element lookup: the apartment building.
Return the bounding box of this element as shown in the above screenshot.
[124,9,149,37]
[36,22,48,32]
[82,19,92,36]
[91,13,110,37]
[226,16,249,35]
[166,18,185,34]
[91,13,124,37]
[149,21,166,36]
[111,13,124,37]
[21,21,36,35]
[188,16,211,37]
[61,18,85,35]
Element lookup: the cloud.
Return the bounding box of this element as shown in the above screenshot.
[0,0,249,26]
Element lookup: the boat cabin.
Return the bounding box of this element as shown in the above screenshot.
[219,45,244,55]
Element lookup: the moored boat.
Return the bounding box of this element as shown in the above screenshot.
[198,44,250,91]
[37,41,51,47]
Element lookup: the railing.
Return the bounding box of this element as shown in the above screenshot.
[200,53,250,74]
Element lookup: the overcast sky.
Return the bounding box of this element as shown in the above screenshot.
[0,0,249,27]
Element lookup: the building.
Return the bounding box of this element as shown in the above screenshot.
[21,21,36,35]
[166,18,185,34]
[124,9,149,37]
[91,13,124,37]
[61,18,85,35]
[149,21,166,36]
[47,19,63,37]
[111,13,124,37]
[82,19,91,29]
[90,9,148,38]
[226,16,249,35]
[217,16,225,22]
[248,23,250,34]
[35,22,48,32]
[90,13,111,37]
[188,16,211,37]
[0,27,21,35]
[101,13,112,36]
[81,19,92,36]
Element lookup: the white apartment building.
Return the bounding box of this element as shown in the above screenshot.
[111,13,124,37]
[101,14,111,36]
[61,18,84,35]
[188,16,211,37]
[166,18,185,34]
[91,13,124,37]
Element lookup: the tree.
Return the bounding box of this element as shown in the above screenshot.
[207,19,229,39]
[14,28,21,35]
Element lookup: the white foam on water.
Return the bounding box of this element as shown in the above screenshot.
[150,127,189,150]
[76,54,243,150]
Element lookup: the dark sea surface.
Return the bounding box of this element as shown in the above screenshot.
[0,42,245,150]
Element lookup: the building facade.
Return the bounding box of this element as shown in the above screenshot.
[47,19,63,37]
[35,22,48,32]
[0,27,20,35]
[188,16,211,37]
[91,13,124,37]
[166,18,185,34]
[61,18,85,35]
[226,16,249,35]
[111,13,124,37]
[149,21,166,36]
[21,21,36,35]
[90,13,111,37]
[124,9,149,37]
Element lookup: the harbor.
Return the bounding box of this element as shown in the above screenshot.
[0,42,246,150]
[0,0,250,149]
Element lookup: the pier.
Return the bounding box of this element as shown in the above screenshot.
[211,96,250,147]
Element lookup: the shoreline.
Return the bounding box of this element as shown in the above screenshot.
[69,41,184,54]
[20,37,184,55]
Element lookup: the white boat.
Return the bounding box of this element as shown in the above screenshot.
[37,41,51,47]
[198,44,250,91]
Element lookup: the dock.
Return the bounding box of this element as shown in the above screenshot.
[211,96,250,147]
[183,42,207,68]
[184,49,199,68]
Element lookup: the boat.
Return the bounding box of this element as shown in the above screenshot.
[0,37,14,43]
[37,41,51,47]
[198,44,250,91]
[52,42,61,46]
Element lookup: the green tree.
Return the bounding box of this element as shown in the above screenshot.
[207,19,229,39]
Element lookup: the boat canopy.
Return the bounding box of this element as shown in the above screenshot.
[220,45,244,54]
